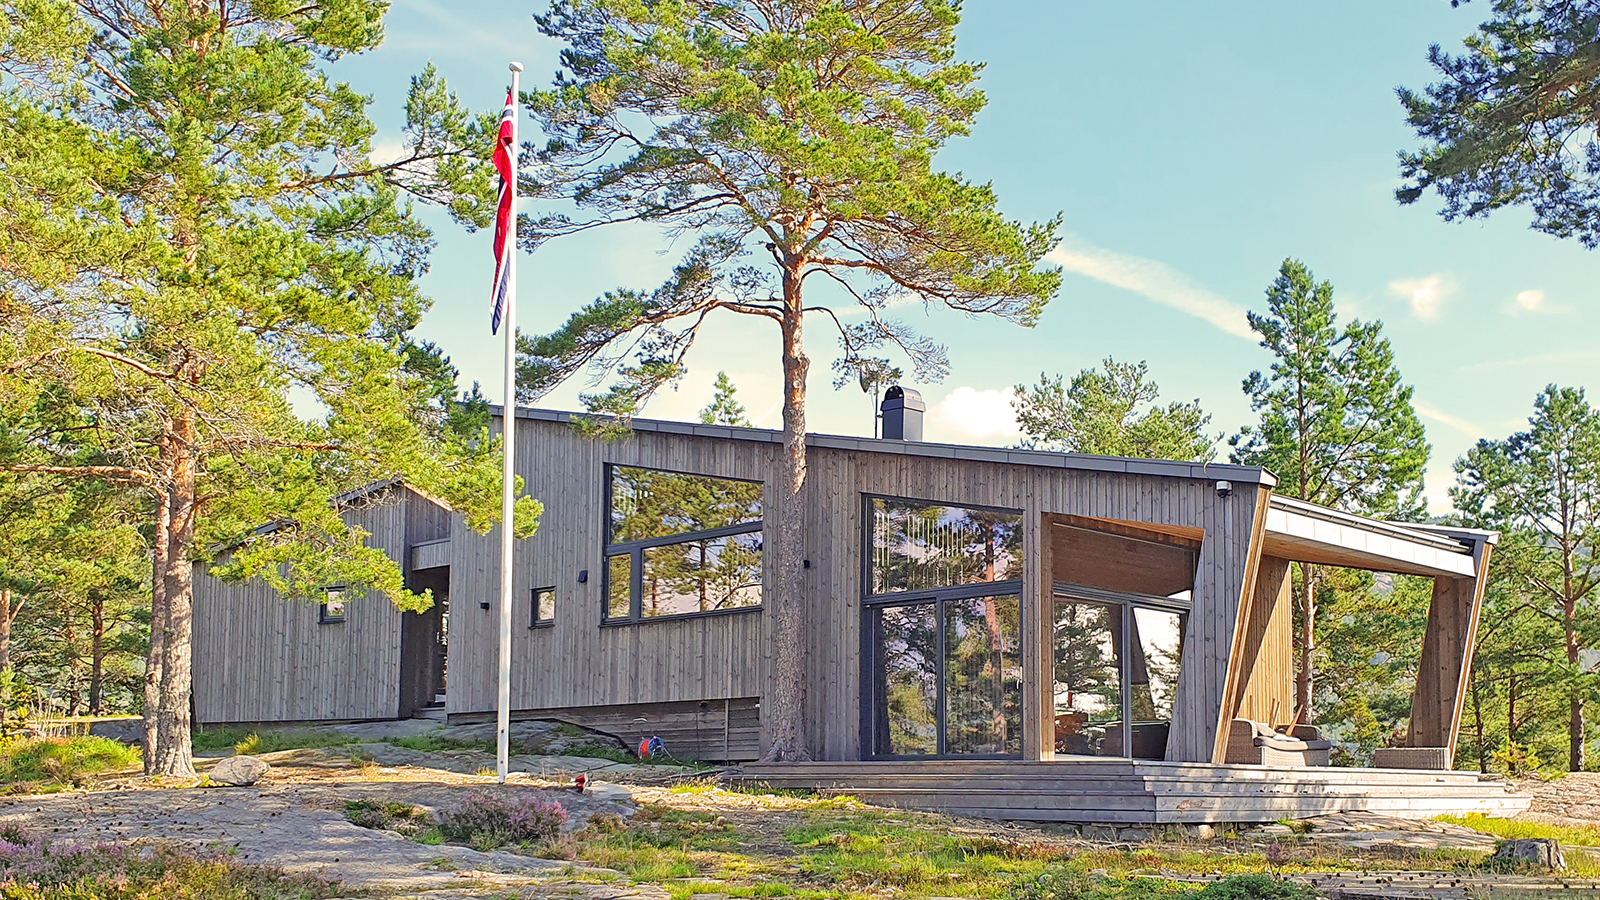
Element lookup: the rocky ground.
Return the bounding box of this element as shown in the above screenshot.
[12,721,1600,899]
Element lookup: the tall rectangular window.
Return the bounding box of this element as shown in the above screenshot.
[864,497,1023,758]
[604,466,763,623]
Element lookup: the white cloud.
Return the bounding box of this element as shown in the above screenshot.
[928,387,1021,442]
[1507,288,1567,316]
[1045,241,1254,339]
[1386,274,1454,322]
[1459,349,1600,373]
[1414,403,1481,438]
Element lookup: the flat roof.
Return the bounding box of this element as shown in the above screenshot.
[502,405,1279,486]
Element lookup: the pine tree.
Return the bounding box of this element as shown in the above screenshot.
[0,1,540,775]
[1230,259,1430,723]
[1013,358,1216,461]
[515,0,1061,761]
[1397,0,1600,247]
[699,373,752,427]
[1453,385,1600,772]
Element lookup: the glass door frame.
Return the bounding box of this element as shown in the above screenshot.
[860,581,1025,760]
[1050,581,1191,759]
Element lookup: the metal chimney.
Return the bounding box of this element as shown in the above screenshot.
[880,386,925,441]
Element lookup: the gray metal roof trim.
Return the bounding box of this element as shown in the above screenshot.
[1402,521,1502,547]
[502,405,1277,485]
[1267,495,1476,554]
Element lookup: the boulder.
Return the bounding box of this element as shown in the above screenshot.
[211,755,270,786]
[1492,838,1565,870]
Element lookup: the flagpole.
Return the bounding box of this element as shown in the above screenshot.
[497,60,522,785]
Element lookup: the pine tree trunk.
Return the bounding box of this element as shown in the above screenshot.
[89,595,105,716]
[148,409,198,777]
[144,483,170,773]
[1295,564,1316,723]
[1566,594,1585,772]
[761,266,811,763]
[0,588,13,672]
[1471,671,1487,774]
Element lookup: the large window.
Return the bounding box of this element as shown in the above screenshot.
[863,497,1023,758]
[1052,585,1188,760]
[604,466,764,623]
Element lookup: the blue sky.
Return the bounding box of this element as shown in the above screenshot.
[336,1,1600,513]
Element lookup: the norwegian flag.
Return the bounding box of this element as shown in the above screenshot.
[489,88,516,334]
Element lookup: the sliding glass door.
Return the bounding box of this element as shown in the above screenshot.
[1052,585,1188,760]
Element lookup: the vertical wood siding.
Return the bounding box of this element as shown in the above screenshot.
[192,489,412,723]
[444,419,780,719]
[448,416,1264,764]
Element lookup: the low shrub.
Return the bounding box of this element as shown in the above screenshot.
[0,834,347,899]
[0,735,140,788]
[439,792,567,849]
[344,799,434,838]
[1009,871,1313,900]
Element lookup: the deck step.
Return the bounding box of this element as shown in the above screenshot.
[730,761,1530,824]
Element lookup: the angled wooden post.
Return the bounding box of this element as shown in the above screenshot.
[1408,537,1495,763]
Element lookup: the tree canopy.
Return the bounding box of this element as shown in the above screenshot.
[1012,358,1215,461]
[0,0,539,775]
[1453,385,1600,771]
[1398,0,1600,246]
[1230,258,1430,725]
[514,0,1061,761]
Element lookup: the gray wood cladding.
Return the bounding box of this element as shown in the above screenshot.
[193,488,413,724]
[453,414,1266,764]
[444,418,780,721]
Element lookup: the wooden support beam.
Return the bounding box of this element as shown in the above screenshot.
[1216,554,1293,755]
[1408,540,1494,762]
[1210,486,1275,764]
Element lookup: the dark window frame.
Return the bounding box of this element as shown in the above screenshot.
[860,494,1025,760]
[318,586,347,624]
[601,464,765,625]
[1050,581,1191,759]
[530,586,555,629]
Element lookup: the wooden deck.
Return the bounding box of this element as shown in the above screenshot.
[732,760,1531,824]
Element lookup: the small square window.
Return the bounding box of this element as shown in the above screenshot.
[531,586,555,628]
[319,587,347,624]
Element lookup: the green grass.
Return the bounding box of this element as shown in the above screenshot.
[1436,813,1600,848]
[191,726,355,755]
[382,734,496,753]
[571,796,1535,900]
[0,735,140,790]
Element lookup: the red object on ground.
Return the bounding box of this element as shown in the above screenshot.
[574,773,586,792]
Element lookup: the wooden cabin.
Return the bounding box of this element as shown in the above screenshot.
[193,402,1528,823]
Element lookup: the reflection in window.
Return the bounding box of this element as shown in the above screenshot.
[944,596,1022,756]
[608,555,632,621]
[531,586,555,628]
[870,604,938,756]
[870,499,1022,594]
[605,467,763,622]
[641,532,763,617]
[1053,596,1188,760]
[1130,607,1185,759]
[610,467,762,543]
[1052,599,1123,757]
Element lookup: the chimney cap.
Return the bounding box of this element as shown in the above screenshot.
[880,385,925,411]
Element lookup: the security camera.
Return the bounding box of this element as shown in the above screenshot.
[1216,480,1233,498]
